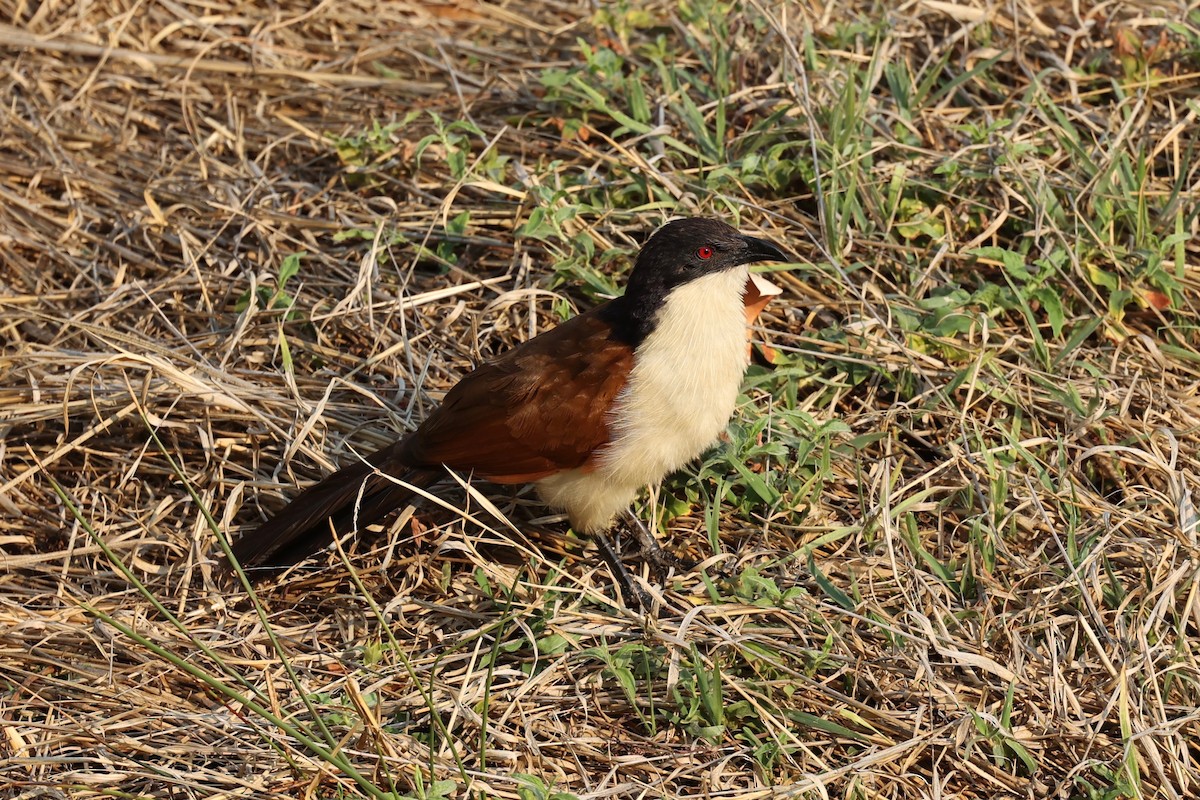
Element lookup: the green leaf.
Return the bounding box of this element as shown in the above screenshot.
[786,710,871,743]
[517,207,558,240]
[1031,287,1065,337]
[277,251,303,289]
[971,246,1030,281]
[446,210,470,235]
[730,459,780,505]
[1085,262,1120,292]
[807,553,855,611]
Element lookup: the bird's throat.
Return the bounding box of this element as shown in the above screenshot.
[613,265,751,451]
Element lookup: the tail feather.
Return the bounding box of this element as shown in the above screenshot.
[231,442,439,571]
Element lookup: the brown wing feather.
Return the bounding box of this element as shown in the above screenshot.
[232,306,631,571]
[395,306,632,481]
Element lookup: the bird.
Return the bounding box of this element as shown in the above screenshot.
[231,217,787,602]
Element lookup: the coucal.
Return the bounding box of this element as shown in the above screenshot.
[232,218,787,600]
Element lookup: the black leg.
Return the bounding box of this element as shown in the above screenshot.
[621,511,696,577]
[594,532,651,611]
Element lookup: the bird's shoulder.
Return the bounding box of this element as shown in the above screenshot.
[399,303,634,480]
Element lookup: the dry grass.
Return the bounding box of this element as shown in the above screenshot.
[3,1,1200,798]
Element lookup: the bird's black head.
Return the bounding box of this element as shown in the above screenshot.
[605,217,788,344]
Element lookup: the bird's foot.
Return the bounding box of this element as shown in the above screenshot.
[594,533,652,611]
[621,511,697,579]
[592,515,702,612]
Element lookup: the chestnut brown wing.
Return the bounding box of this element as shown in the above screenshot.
[395,307,632,482]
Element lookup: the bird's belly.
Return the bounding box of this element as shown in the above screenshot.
[598,336,746,488]
[536,267,750,532]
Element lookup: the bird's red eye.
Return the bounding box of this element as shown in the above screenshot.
[697,245,714,259]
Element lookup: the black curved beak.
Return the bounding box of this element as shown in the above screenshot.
[738,233,790,265]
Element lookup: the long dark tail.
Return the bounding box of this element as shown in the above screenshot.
[230,441,439,571]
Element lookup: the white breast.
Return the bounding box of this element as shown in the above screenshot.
[535,266,750,532]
